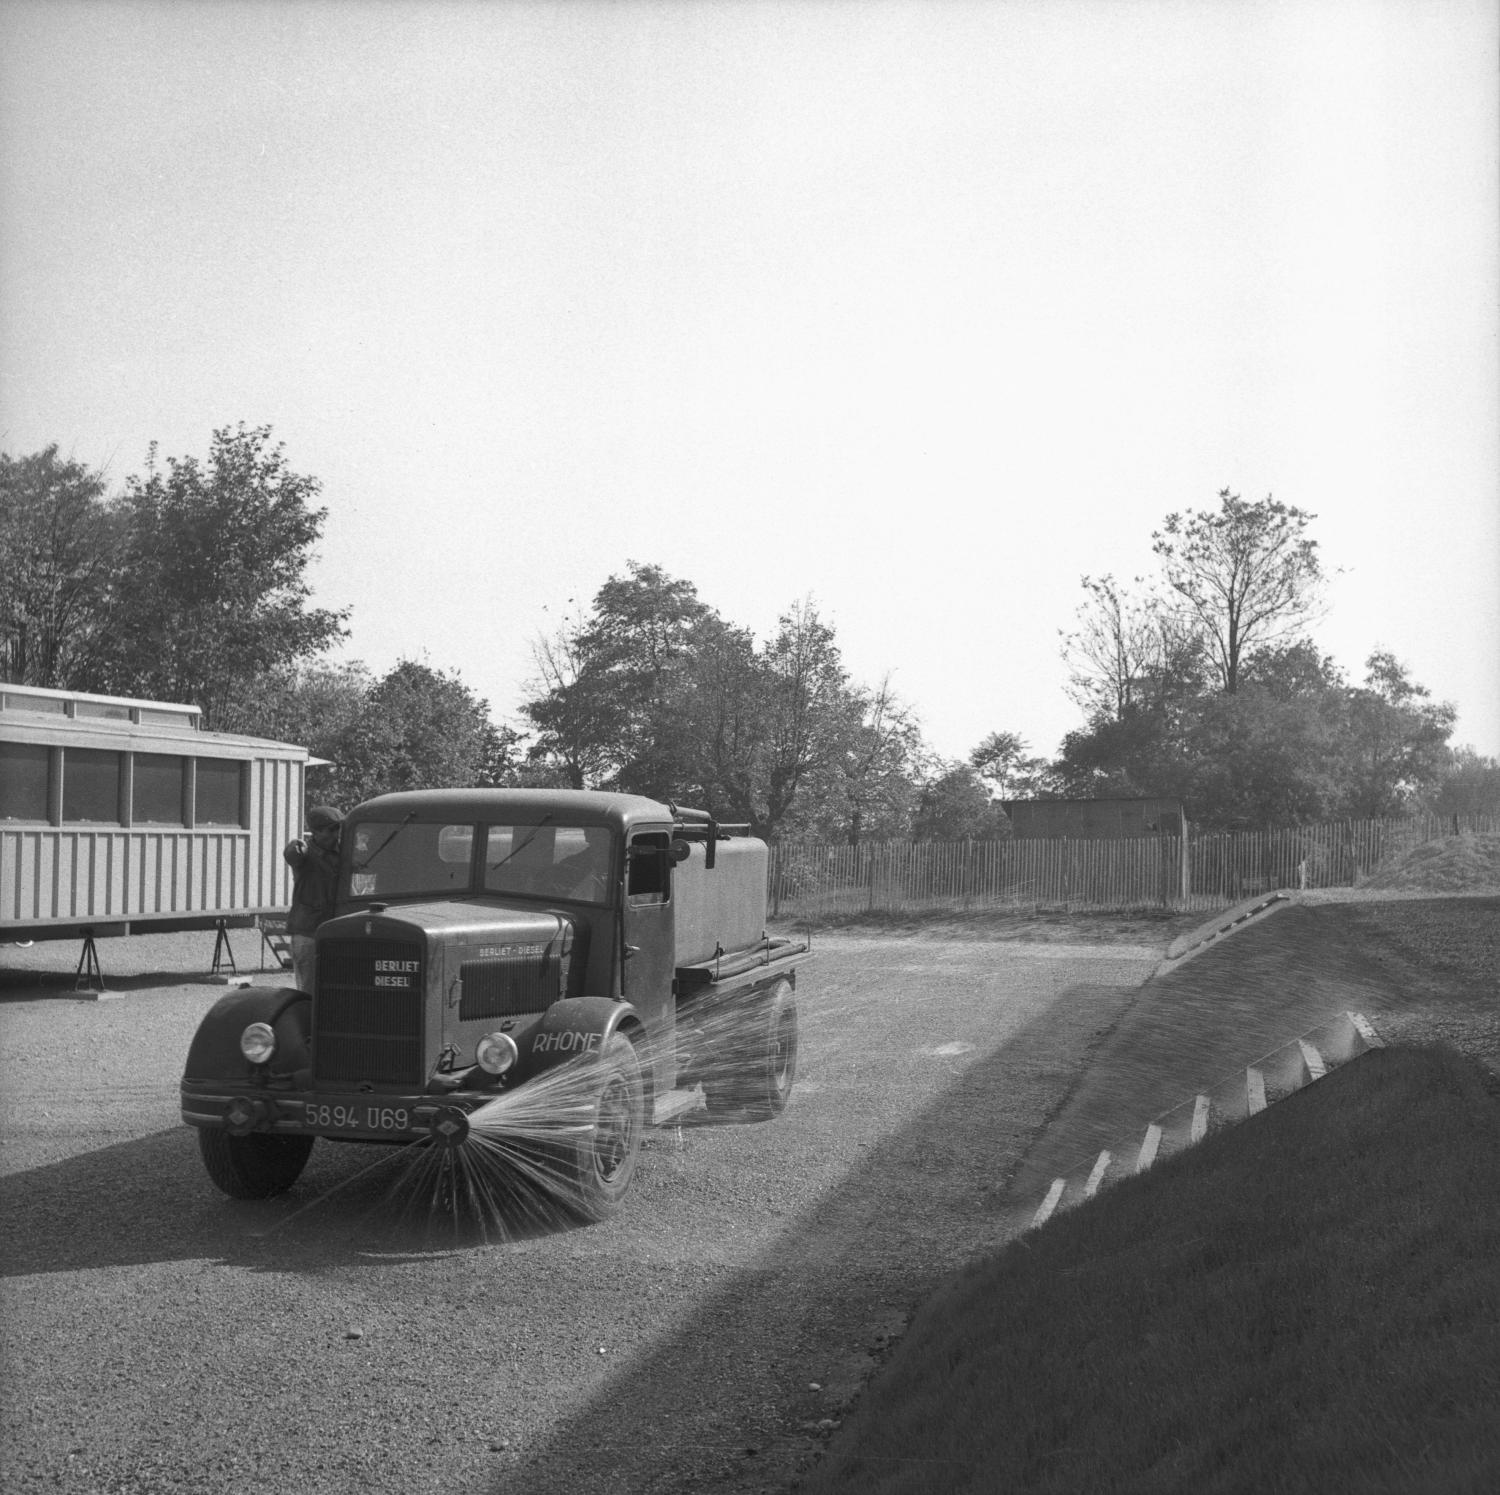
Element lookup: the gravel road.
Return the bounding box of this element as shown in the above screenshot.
[0,928,1161,1495]
[4,895,1491,1495]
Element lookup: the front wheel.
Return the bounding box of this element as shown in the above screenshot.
[198,1129,314,1199]
[558,1032,644,1221]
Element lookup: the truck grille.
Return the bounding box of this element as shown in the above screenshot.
[459,949,564,1021]
[314,937,424,1086]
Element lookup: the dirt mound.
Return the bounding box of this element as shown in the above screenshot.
[1361,832,1500,892]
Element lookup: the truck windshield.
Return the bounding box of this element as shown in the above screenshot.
[344,820,614,905]
[484,823,613,904]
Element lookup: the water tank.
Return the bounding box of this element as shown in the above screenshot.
[673,837,768,967]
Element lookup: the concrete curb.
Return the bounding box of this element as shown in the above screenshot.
[1028,1009,1384,1231]
[1153,891,1295,977]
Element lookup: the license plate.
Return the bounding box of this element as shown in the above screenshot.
[303,1101,415,1133]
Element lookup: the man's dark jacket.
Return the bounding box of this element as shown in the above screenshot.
[285,839,339,936]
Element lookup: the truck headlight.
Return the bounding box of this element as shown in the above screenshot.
[475,1031,519,1076]
[240,1022,276,1064]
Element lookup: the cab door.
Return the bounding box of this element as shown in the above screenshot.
[622,829,678,1096]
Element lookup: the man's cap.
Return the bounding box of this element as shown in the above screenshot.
[308,805,344,830]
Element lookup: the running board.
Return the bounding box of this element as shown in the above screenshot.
[653,1086,707,1126]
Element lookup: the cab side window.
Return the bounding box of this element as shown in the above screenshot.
[627,833,670,906]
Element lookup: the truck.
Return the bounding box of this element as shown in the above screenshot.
[180,789,810,1219]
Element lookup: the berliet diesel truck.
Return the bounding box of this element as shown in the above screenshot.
[181,790,810,1218]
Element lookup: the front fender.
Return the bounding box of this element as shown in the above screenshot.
[518,996,640,1078]
[183,986,311,1086]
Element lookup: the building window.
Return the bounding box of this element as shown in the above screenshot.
[1,691,66,715]
[133,754,186,825]
[196,758,245,827]
[0,743,50,821]
[136,707,197,729]
[63,748,122,824]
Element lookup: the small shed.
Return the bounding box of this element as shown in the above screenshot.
[0,683,314,941]
[1001,796,1186,839]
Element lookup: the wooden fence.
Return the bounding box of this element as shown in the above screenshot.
[767,813,1500,919]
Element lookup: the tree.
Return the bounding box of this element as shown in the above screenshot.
[1060,574,1204,721]
[524,569,926,839]
[970,730,1055,802]
[1237,639,1345,701]
[220,658,372,737]
[525,611,623,790]
[226,657,525,807]
[1152,490,1324,694]
[1048,498,1464,828]
[668,614,767,815]
[912,762,1010,840]
[1425,747,1500,818]
[1051,712,1177,802]
[90,425,347,726]
[319,660,519,807]
[1050,639,1458,828]
[1175,688,1345,827]
[753,599,862,839]
[830,677,924,844]
[1338,651,1455,817]
[523,562,714,795]
[220,659,377,802]
[581,561,716,797]
[0,446,118,687]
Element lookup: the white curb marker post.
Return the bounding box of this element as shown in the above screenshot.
[1190,1094,1211,1144]
[1246,1066,1267,1116]
[1032,1178,1066,1229]
[1135,1124,1162,1173]
[1297,1039,1327,1083]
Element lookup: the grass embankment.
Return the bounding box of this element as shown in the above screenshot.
[801,1045,1500,1495]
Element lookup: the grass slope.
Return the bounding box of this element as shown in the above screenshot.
[799,1045,1500,1495]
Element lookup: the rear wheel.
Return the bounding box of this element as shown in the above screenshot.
[704,980,798,1120]
[559,1032,644,1221]
[198,1129,314,1199]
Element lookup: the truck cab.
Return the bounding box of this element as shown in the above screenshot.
[181,789,810,1218]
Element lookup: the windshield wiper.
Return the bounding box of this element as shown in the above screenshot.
[353,812,417,871]
[488,816,553,872]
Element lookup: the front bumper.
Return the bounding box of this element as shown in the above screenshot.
[181,1086,480,1146]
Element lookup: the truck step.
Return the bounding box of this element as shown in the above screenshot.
[652,1086,707,1126]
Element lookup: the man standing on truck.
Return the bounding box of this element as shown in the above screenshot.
[284,804,343,993]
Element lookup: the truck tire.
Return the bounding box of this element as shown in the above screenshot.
[704,979,798,1121]
[559,1032,644,1220]
[198,1129,314,1199]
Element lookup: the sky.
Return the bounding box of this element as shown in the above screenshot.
[2,0,1496,765]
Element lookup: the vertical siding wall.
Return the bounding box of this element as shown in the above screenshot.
[252,756,300,912]
[0,756,303,924]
